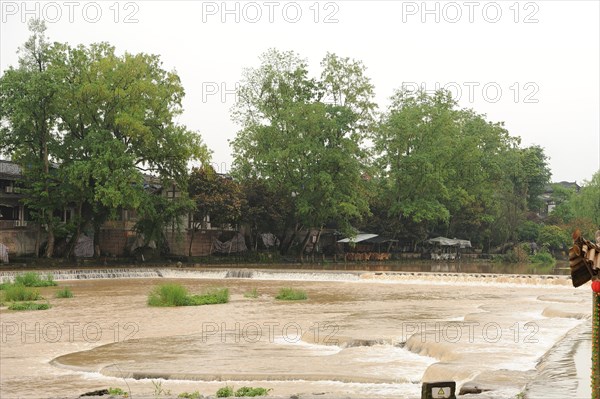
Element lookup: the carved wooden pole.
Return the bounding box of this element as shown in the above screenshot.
[593,230,600,399]
[569,230,600,398]
[592,279,600,399]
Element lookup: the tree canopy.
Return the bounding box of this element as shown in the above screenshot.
[231,49,374,251]
[1,20,209,257]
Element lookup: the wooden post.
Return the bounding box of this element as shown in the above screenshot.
[593,287,599,399]
[593,230,600,399]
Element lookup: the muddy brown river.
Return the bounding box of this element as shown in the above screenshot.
[0,268,593,398]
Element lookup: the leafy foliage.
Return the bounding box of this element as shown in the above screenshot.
[108,387,129,398]
[55,287,74,298]
[373,88,551,249]
[216,386,235,398]
[231,49,373,250]
[1,20,209,258]
[530,250,556,267]
[178,391,202,399]
[8,301,50,311]
[234,387,272,397]
[3,285,41,301]
[189,166,244,229]
[147,284,229,307]
[275,287,307,301]
[538,225,569,252]
[14,272,56,287]
[147,283,190,307]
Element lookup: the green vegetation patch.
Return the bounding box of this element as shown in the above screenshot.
[234,387,272,397]
[188,288,229,305]
[8,301,51,311]
[275,287,307,301]
[4,285,41,301]
[108,387,129,397]
[178,391,202,399]
[55,287,74,298]
[244,288,259,299]
[148,284,229,307]
[14,272,57,287]
[530,251,556,268]
[216,386,235,398]
[148,283,190,307]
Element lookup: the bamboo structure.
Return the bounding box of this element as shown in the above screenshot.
[570,230,600,399]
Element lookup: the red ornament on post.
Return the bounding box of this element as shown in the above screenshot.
[592,280,600,293]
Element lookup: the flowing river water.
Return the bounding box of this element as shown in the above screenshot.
[0,268,593,398]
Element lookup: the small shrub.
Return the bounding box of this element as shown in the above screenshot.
[108,387,129,397]
[14,272,57,287]
[148,284,229,307]
[178,392,202,399]
[188,288,229,305]
[55,287,74,298]
[244,288,259,299]
[4,285,41,301]
[530,251,556,267]
[216,386,234,398]
[275,288,307,301]
[496,245,529,264]
[235,387,271,397]
[539,225,569,252]
[8,302,50,311]
[151,380,171,396]
[148,283,190,307]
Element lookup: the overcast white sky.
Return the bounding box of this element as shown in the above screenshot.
[1,0,599,184]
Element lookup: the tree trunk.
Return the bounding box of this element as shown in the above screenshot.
[93,223,101,257]
[280,223,300,255]
[65,202,83,259]
[310,226,324,262]
[45,228,54,258]
[299,230,313,263]
[188,227,195,257]
[35,224,41,258]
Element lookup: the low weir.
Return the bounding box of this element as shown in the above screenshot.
[0,266,572,286]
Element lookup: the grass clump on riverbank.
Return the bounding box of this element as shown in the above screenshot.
[0,272,57,291]
[147,283,229,307]
[14,272,57,287]
[3,284,41,301]
[275,287,307,301]
[178,391,202,399]
[8,301,51,311]
[55,287,74,298]
[216,386,271,397]
[244,288,259,298]
[188,288,229,305]
[108,387,129,397]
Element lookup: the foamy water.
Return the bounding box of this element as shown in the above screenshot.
[0,268,592,398]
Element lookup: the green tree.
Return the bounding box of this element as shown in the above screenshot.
[240,178,293,251]
[539,224,569,253]
[0,20,62,257]
[546,183,576,224]
[372,88,550,251]
[188,166,245,252]
[48,42,209,256]
[231,49,373,256]
[2,24,209,258]
[374,89,460,243]
[571,171,600,227]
